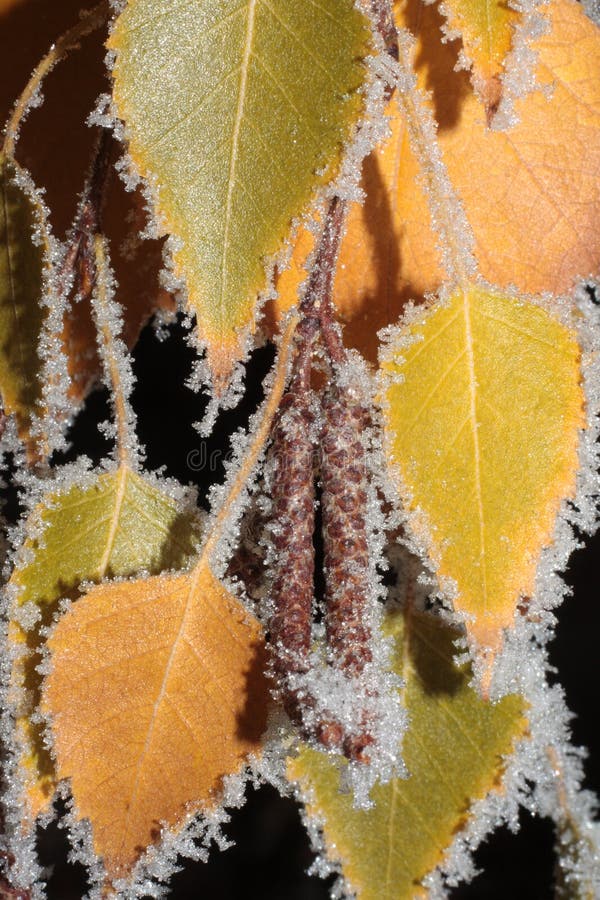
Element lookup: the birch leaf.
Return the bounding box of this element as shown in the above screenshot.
[380,285,583,672]
[43,565,269,886]
[288,606,528,900]
[108,0,371,392]
[10,465,202,826]
[273,0,600,357]
[0,154,48,446]
[437,0,520,114]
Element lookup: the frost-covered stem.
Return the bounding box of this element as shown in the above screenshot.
[368,0,399,61]
[0,871,31,899]
[300,196,347,365]
[1,1,110,159]
[546,746,599,900]
[201,313,300,561]
[91,235,137,468]
[0,806,32,900]
[373,0,477,286]
[57,128,113,301]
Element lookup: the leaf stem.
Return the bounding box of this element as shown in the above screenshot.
[91,234,138,469]
[373,0,477,286]
[546,745,598,900]
[367,0,399,61]
[57,129,113,301]
[1,1,110,159]
[200,312,300,564]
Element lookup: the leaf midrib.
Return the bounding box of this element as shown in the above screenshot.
[461,290,488,613]
[219,0,257,326]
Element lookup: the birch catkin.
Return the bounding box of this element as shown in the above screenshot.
[320,375,375,760]
[266,361,316,724]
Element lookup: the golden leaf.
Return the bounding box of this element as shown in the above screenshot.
[41,312,300,886]
[289,606,528,899]
[273,0,600,359]
[43,566,269,882]
[380,284,584,674]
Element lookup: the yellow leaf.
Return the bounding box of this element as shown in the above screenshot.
[272,0,600,357]
[43,566,269,883]
[108,0,371,392]
[380,284,584,672]
[288,606,528,899]
[9,465,202,825]
[437,0,520,113]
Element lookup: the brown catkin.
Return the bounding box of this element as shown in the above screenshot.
[267,382,316,724]
[320,378,375,759]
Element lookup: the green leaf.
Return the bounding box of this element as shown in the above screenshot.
[0,154,49,449]
[8,464,203,825]
[108,0,372,391]
[288,606,528,900]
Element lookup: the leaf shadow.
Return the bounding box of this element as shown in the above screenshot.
[407,612,465,697]
[155,508,203,575]
[340,151,418,361]
[235,639,271,745]
[405,0,474,133]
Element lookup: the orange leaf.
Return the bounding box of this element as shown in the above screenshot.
[43,566,269,884]
[273,0,600,360]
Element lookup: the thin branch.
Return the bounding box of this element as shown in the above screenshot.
[368,0,399,61]
[298,196,349,367]
[2,1,110,159]
[201,312,300,562]
[373,0,477,286]
[91,235,138,469]
[57,129,113,302]
[547,746,599,900]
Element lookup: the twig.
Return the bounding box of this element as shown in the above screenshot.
[91,234,138,469]
[368,0,399,61]
[57,129,113,303]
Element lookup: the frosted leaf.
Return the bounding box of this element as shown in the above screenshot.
[424,292,600,893]
[370,33,478,285]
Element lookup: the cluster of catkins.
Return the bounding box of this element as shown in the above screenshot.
[267,315,382,762]
[258,208,402,778]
